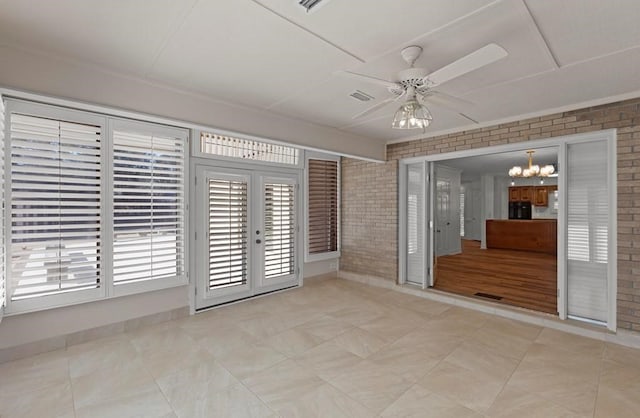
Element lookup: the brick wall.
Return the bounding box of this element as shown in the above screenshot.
[340,97,640,332]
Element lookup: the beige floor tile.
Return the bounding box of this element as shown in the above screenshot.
[507,347,598,416]
[242,359,325,411]
[419,360,507,413]
[367,340,443,383]
[217,342,286,379]
[469,317,541,360]
[155,360,239,407]
[603,341,640,366]
[327,305,386,326]
[296,314,354,340]
[381,383,481,418]
[0,379,75,418]
[0,350,70,398]
[67,335,139,379]
[594,360,640,417]
[403,298,452,317]
[171,382,277,418]
[293,340,363,381]
[444,341,520,382]
[486,384,586,418]
[535,328,605,358]
[327,360,414,413]
[74,387,173,418]
[263,327,325,357]
[436,307,492,328]
[138,342,215,380]
[277,383,374,418]
[391,326,466,358]
[195,324,260,357]
[358,315,419,343]
[71,358,157,409]
[331,326,388,358]
[238,313,304,340]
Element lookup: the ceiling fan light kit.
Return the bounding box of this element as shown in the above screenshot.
[339,43,508,131]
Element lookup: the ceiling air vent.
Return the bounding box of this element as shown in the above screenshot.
[298,0,332,13]
[349,90,374,102]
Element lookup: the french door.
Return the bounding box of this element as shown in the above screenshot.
[195,166,299,309]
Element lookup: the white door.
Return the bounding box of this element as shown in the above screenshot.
[195,166,299,309]
[463,181,482,240]
[435,166,461,256]
[405,162,430,287]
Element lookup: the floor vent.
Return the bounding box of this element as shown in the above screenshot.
[474,292,503,300]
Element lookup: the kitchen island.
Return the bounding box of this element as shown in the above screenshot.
[486,219,557,255]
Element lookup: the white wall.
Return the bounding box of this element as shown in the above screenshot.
[0,286,188,350]
[304,259,339,278]
[0,45,385,161]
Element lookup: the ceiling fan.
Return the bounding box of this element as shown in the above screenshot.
[339,43,508,129]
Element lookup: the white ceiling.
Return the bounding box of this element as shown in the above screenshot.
[0,0,639,150]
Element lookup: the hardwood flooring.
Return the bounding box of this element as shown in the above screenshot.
[434,239,557,314]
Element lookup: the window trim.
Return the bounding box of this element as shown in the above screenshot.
[3,99,189,315]
[304,152,340,263]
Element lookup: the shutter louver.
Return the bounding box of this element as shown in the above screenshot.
[264,182,295,279]
[406,163,425,285]
[307,159,338,255]
[10,113,102,300]
[208,179,248,289]
[567,140,609,322]
[113,125,185,285]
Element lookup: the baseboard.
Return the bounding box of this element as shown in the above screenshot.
[0,306,189,364]
[337,270,640,350]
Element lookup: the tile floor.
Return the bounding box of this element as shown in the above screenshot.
[1,276,640,417]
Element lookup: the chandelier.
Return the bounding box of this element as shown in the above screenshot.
[508,150,555,178]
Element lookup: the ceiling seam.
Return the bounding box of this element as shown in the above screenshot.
[144,0,202,78]
[521,0,561,69]
[247,0,365,64]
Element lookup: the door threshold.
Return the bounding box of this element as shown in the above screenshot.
[195,284,299,314]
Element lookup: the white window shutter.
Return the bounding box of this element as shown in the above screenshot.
[9,113,103,301]
[307,159,338,255]
[406,162,425,285]
[112,121,187,285]
[567,139,609,322]
[264,181,295,278]
[0,98,5,320]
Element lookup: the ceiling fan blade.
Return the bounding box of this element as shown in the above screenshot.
[421,91,474,112]
[337,70,401,90]
[425,43,508,87]
[352,97,397,119]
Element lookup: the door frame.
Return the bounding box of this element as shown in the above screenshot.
[189,156,303,313]
[398,129,617,331]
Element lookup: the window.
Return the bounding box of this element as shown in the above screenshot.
[112,120,186,289]
[4,100,187,313]
[306,157,339,260]
[200,131,299,165]
[0,98,5,320]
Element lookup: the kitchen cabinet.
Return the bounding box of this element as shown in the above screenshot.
[519,186,533,202]
[509,187,521,202]
[534,186,548,206]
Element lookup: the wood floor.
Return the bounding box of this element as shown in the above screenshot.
[434,239,557,314]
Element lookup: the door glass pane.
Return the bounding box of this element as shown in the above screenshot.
[208,178,248,290]
[264,182,295,279]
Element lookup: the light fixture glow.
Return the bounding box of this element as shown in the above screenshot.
[392,96,432,131]
[508,150,555,178]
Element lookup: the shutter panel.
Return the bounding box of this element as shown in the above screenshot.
[10,113,102,300]
[208,178,248,289]
[406,163,425,285]
[0,98,5,318]
[307,159,338,254]
[264,182,295,279]
[112,123,186,285]
[567,140,609,322]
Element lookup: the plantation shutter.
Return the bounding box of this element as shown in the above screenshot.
[307,159,338,255]
[112,121,186,285]
[9,113,102,301]
[567,139,609,322]
[264,182,295,279]
[0,98,5,319]
[208,178,248,289]
[406,162,426,286]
